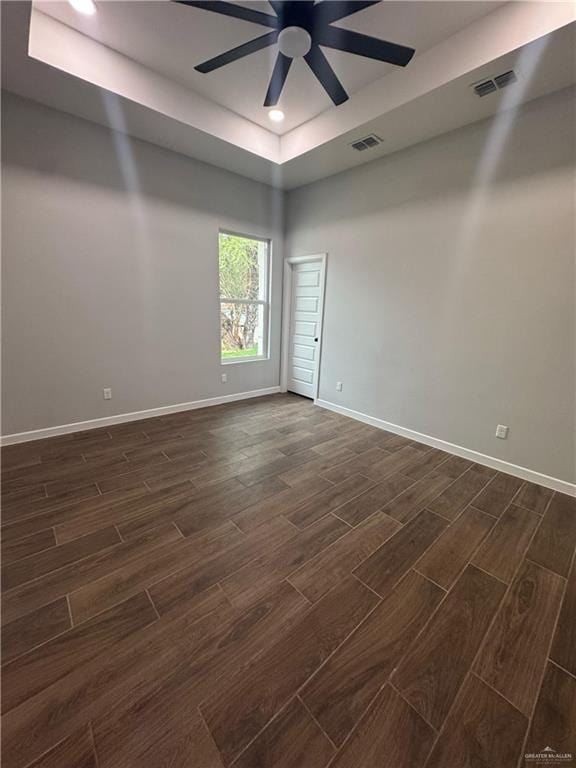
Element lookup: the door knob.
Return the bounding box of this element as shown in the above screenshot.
[314,337,319,342]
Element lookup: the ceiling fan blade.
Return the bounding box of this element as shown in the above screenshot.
[269,0,314,25]
[264,53,292,107]
[304,45,348,105]
[195,31,278,73]
[267,1,286,14]
[316,26,415,67]
[175,1,279,29]
[312,1,381,26]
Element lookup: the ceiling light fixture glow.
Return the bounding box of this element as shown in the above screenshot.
[268,109,285,123]
[68,0,96,15]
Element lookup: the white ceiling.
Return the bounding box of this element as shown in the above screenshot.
[2,1,575,188]
[36,0,503,133]
[280,22,576,187]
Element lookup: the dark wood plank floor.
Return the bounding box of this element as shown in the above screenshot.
[1,393,575,768]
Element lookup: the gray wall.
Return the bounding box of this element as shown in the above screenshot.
[286,87,575,483]
[3,88,575,484]
[1,93,284,435]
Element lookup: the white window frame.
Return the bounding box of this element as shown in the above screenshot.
[218,230,271,365]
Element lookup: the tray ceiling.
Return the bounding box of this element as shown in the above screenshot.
[2,1,575,188]
[36,0,503,133]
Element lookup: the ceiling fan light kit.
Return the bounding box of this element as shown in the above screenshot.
[175,0,416,108]
[278,26,312,58]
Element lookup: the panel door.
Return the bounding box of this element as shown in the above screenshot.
[287,261,322,399]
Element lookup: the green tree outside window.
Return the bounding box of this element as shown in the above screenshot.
[219,233,269,360]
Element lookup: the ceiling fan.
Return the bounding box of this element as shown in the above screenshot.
[175,1,416,107]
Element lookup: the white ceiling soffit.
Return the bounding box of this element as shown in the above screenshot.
[281,21,576,188]
[2,2,280,184]
[2,2,575,189]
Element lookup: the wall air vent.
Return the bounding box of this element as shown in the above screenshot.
[472,69,518,97]
[350,134,382,152]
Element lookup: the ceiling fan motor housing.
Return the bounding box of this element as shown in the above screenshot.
[278,26,312,58]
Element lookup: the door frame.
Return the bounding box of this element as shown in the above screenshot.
[280,253,328,401]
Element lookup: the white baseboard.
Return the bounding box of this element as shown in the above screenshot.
[1,387,282,446]
[316,398,576,497]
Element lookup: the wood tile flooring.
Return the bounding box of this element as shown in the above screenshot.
[1,393,575,768]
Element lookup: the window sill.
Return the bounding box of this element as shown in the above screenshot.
[221,356,270,365]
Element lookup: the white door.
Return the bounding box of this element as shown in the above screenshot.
[287,261,323,399]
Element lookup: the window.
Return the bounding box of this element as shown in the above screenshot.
[218,232,270,362]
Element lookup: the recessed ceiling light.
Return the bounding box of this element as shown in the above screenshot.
[268,110,285,123]
[68,0,96,15]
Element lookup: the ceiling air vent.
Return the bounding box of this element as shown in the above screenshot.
[473,79,497,97]
[494,70,517,89]
[350,134,382,152]
[472,69,518,98]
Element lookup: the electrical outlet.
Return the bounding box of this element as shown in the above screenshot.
[103,388,112,400]
[495,424,509,439]
[221,373,228,384]
[336,382,343,392]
